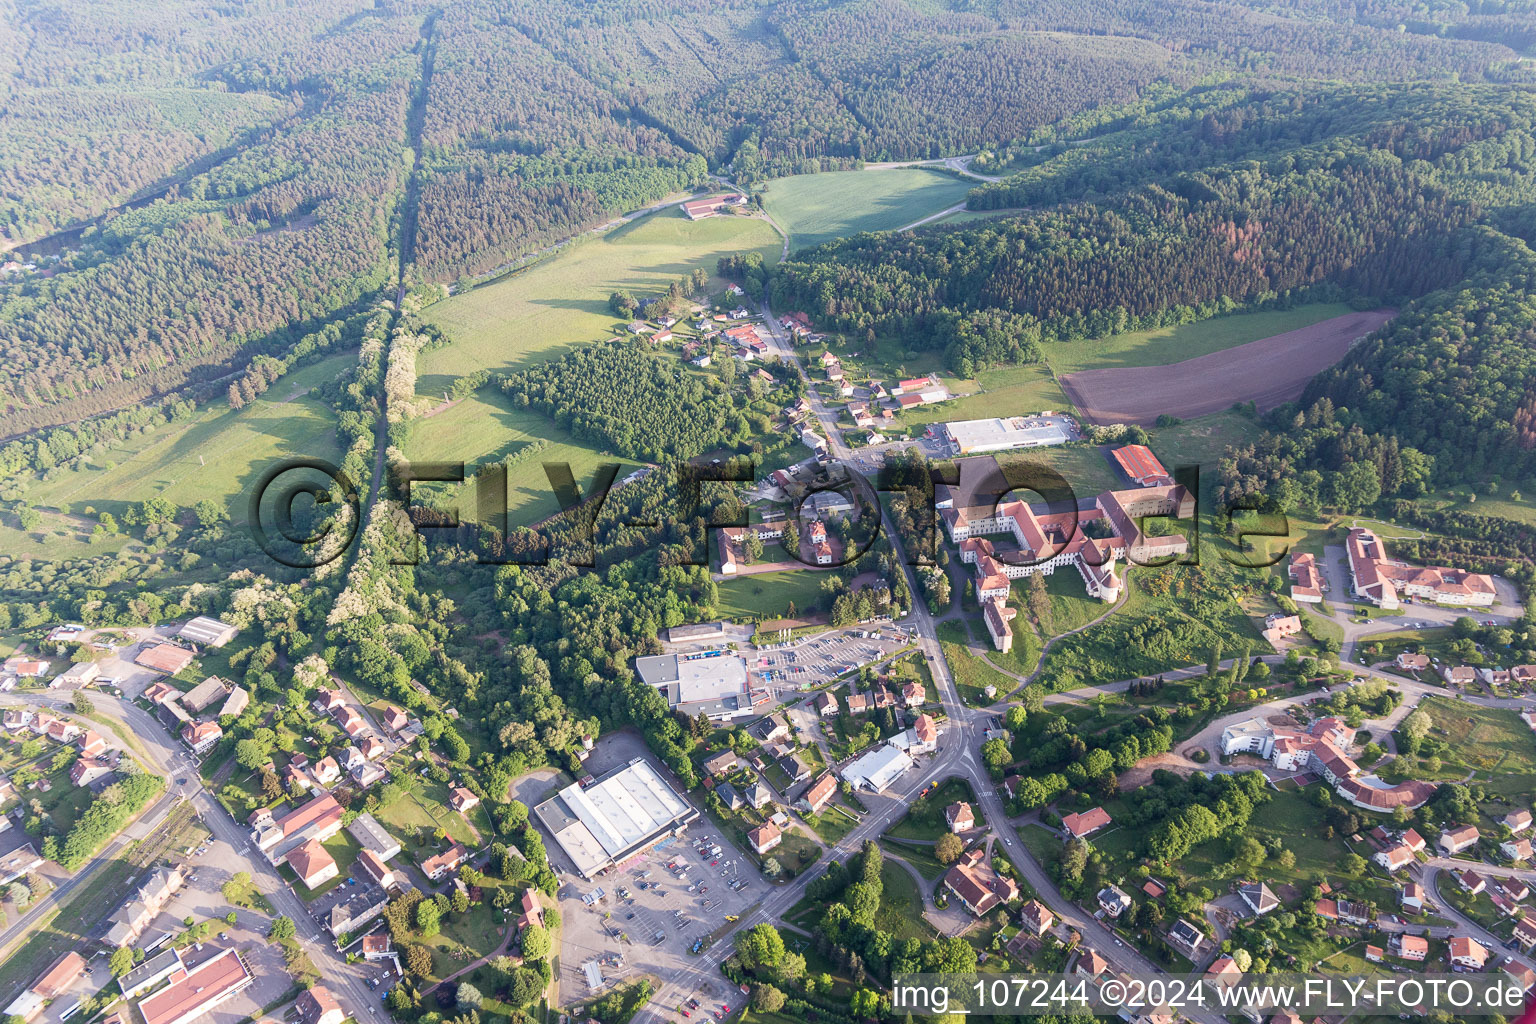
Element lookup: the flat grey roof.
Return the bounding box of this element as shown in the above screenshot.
[943,416,1072,453]
[119,948,184,995]
[347,812,399,857]
[537,757,698,878]
[635,651,748,706]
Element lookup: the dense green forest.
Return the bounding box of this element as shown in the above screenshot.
[8,0,1536,857]
[780,81,1536,495]
[8,0,1536,436]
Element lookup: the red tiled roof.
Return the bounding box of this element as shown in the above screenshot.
[136,644,194,674]
[1062,807,1112,837]
[32,952,86,998]
[1109,445,1172,485]
[139,949,250,1024]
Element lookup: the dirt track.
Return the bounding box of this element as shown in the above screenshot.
[1059,308,1396,426]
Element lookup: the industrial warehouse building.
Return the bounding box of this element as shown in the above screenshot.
[933,415,1074,455]
[634,649,766,721]
[536,757,699,879]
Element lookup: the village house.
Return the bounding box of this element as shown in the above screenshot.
[943,847,1019,916]
[1098,885,1132,917]
[181,720,223,755]
[1062,807,1112,839]
[946,801,976,833]
[1020,899,1055,936]
[422,842,468,881]
[1238,880,1280,916]
[1166,918,1205,958]
[288,838,340,890]
[749,823,782,855]
[1440,824,1481,855]
[1515,916,1536,948]
[1261,614,1303,646]
[1450,936,1489,970]
[798,773,835,810]
[1075,949,1109,978]
[1287,552,1325,603]
[1442,665,1477,687]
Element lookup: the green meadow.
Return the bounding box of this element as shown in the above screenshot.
[9,353,353,558]
[759,167,974,251]
[418,206,782,391]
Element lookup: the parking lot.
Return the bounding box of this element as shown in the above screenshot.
[556,825,762,1011]
[753,623,915,692]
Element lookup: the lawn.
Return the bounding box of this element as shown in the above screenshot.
[9,352,352,557]
[900,365,1072,426]
[1016,823,1060,867]
[991,444,1123,501]
[873,859,934,942]
[989,608,1043,678]
[376,774,482,853]
[1173,785,1367,891]
[1144,408,1267,479]
[885,777,976,842]
[423,897,510,975]
[1422,485,1536,528]
[419,206,782,389]
[800,803,859,845]
[938,620,1013,705]
[1032,555,1273,692]
[1418,696,1536,782]
[879,837,948,881]
[401,388,641,528]
[1023,568,1109,638]
[1039,302,1355,375]
[758,168,973,251]
[715,570,833,621]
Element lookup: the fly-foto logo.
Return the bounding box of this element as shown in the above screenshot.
[246,456,1290,571]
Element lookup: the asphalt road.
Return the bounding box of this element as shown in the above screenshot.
[710,301,1236,1024]
[0,691,383,1020]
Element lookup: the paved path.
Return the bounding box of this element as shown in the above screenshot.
[897,202,965,231]
[0,691,386,1021]
[672,298,1236,1024]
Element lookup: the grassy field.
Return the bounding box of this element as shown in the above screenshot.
[938,620,1014,705]
[885,777,976,842]
[1422,485,1536,527]
[1040,303,1356,376]
[715,570,833,621]
[901,365,1073,426]
[419,207,781,389]
[759,168,974,251]
[936,207,1022,227]
[1418,696,1536,784]
[991,444,1123,499]
[880,837,949,880]
[1144,408,1267,478]
[1028,568,1109,637]
[873,859,935,942]
[1175,785,1357,890]
[7,353,352,558]
[402,387,641,528]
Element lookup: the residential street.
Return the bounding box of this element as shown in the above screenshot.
[0,691,384,1022]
